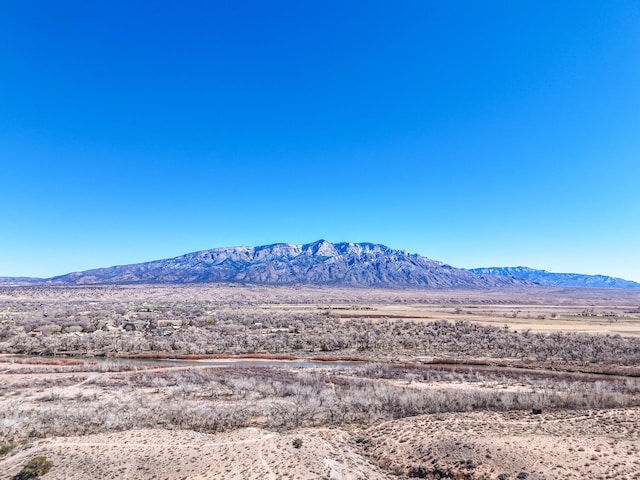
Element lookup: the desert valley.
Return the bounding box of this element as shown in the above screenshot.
[5,1,639,478]
[1,242,639,479]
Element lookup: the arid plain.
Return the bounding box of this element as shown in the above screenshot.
[1,284,640,479]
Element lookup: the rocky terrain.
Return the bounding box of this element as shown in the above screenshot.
[469,266,640,289]
[37,240,530,288]
[4,240,638,290]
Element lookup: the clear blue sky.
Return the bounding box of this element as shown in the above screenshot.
[1,1,639,281]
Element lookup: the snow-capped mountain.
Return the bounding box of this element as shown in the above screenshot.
[44,240,530,288]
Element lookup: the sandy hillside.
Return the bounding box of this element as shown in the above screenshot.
[2,408,639,480]
[361,408,640,479]
[0,427,387,480]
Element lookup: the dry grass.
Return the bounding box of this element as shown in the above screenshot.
[1,284,640,479]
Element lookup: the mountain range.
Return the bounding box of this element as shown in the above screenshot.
[42,240,530,289]
[1,240,637,289]
[468,266,640,289]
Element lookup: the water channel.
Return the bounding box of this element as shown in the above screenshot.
[13,355,639,379]
[78,356,639,380]
[89,356,367,369]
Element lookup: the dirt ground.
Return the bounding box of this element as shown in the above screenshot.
[0,427,386,480]
[361,408,640,480]
[2,408,639,480]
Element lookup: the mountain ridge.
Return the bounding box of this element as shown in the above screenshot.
[2,241,637,289]
[38,239,527,289]
[468,266,640,289]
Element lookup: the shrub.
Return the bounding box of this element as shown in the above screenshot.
[0,442,17,456]
[292,438,303,449]
[13,456,53,479]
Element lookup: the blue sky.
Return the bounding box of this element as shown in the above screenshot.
[1,1,639,280]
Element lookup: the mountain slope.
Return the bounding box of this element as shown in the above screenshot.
[0,277,43,285]
[46,240,529,289]
[468,266,640,289]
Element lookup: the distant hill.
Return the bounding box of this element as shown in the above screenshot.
[468,266,640,289]
[34,240,530,289]
[0,276,43,285]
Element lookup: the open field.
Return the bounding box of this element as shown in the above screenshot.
[3,284,640,341]
[1,284,640,478]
